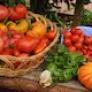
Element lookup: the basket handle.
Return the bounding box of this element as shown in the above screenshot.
[27,12,47,29]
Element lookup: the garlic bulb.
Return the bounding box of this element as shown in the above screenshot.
[39,70,52,87]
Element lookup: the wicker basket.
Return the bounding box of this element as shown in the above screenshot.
[0,12,59,77]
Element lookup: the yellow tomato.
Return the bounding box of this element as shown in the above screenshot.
[16,19,29,33]
[7,19,29,33]
[0,23,8,32]
[27,22,46,37]
[7,21,16,31]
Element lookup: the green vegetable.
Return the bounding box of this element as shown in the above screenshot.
[81,10,92,25]
[46,44,86,82]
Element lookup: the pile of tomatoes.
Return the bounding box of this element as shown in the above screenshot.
[0,4,27,21]
[63,27,92,58]
[0,4,56,58]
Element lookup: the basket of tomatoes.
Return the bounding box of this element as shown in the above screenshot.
[62,26,92,60]
[0,4,59,77]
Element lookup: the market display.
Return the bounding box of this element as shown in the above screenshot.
[0,4,59,77]
[41,26,92,90]
[63,27,92,59]
[0,2,92,91]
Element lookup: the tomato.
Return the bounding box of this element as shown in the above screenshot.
[82,48,87,55]
[46,30,56,41]
[63,31,72,38]
[75,28,83,35]
[85,36,92,45]
[9,32,23,45]
[13,49,20,56]
[18,53,29,58]
[88,45,92,51]
[34,37,49,54]
[15,4,28,19]
[0,5,9,21]
[9,4,27,20]
[71,27,77,34]
[0,23,8,32]
[63,38,72,46]
[16,36,39,53]
[75,42,82,50]
[29,22,46,38]
[2,48,13,55]
[78,35,84,43]
[0,30,6,37]
[68,46,76,52]
[0,38,4,52]
[71,34,79,42]
[13,32,23,39]
[83,45,88,50]
[8,7,19,21]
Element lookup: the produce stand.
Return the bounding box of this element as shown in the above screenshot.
[0,0,92,92]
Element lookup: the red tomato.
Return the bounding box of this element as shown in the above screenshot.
[71,27,77,34]
[34,37,49,54]
[83,45,88,50]
[0,31,9,48]
[13,49,20,57]
[2,48,13,55]
[10,38,18,45]
[71,34,79,42]
[9,32,23,45]
[9,4,27,20]
[3,36,9,48]
[81,49,86,55]
[17,36,39,53]
[0,30,6,37]
[63,38,72,46]
[75,42,82,50]
[8,7,19,20]
[88,45,92,51]
[68,46,76,52]
[18,53,29,58]
[13,32,23,39]
[0,5,9,21]
[0,38,4,52]
[46,30,56,41]
[15,4,27,19]
[75,28,83,35]
[63,31,72,38]
[78,35,84,43]
[84,36,92,45]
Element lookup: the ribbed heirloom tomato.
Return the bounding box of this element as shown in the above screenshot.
[16,36,39,53]
[0,5,9,21]
[9,4,28,20]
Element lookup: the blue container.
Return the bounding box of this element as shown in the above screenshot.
[61,26,92,43]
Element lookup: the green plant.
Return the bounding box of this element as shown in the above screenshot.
[81,10,92,26]
[46,44,86,82]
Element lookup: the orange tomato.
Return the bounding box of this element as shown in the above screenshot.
[27,22,46,38]
[0,23,8,32]
[34,37,49,54]
[46,30,56,41]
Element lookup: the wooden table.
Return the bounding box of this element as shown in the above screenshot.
[0,77,90,92]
